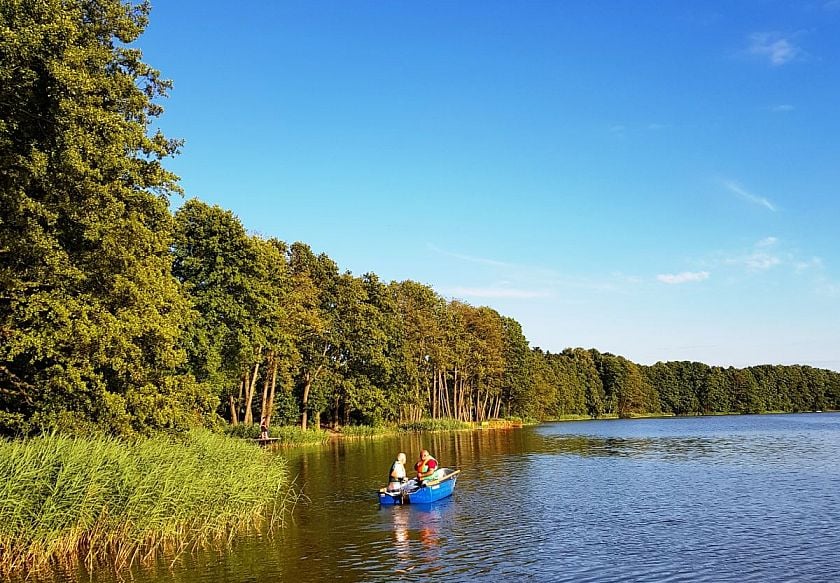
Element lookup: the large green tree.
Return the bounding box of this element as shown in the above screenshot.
[0,1,209,435]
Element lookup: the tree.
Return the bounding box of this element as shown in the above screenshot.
[0,0,210,435]
[288,242,339,430]
[500,317,533,418]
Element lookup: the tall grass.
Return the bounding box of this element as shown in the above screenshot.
[338,425,394,438]
[223,423,330,444]
[0,430,297,575]
[399,418,472,432]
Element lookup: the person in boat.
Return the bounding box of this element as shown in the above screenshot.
[387,452,408,492]
[414,449,439,483]
[259,417,269,440]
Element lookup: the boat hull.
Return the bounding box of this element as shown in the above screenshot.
[378,469,459,505]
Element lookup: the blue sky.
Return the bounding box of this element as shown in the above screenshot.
[141,1,840,370]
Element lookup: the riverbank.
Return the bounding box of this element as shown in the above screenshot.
[0,430,296,576]
[227,417,538,445]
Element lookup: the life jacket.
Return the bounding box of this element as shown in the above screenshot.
[417,456,438,481]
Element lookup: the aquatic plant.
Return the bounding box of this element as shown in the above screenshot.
[0,430,297,575]
[338,425,395,438]
[223,423,330,444]
[399,418,472,432]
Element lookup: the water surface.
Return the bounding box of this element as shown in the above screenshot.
[51,413,840,581]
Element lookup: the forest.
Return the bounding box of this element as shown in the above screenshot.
[2,0,839,439]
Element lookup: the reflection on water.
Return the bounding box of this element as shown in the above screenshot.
[20,413,840,583]
[386,503,445,575]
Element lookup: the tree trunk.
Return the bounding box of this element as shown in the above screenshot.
[453,367,459,420]
[243,358,260,425]
[301,373,312,431]
[260,353,273,425]
[441,370,452,418]
[266,360,278,427]
[229,394,239,425]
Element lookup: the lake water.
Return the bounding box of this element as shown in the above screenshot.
[51,413,840,582]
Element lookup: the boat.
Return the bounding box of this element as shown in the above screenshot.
[378,468,460,505]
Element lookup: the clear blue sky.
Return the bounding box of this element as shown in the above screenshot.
[140,1,840,370]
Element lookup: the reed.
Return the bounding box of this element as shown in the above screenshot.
[399,418,472,432]
[223,423,331,444]
[338,425,394,438]
[0,430,297,575]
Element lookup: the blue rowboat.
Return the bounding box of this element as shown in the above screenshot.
[378,469,460,505]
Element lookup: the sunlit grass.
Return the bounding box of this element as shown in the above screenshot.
[338,425,394,438]
[0,430,297,575]
[398,418,472,432]
[223,423,330,444]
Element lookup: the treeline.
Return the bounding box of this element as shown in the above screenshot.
[2,0,839,438]
[528,349,840,419]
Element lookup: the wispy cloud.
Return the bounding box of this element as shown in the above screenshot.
[427,244,511,268]
[795,257,823,273]
[721,237,782,271]
[657,271,710,285]
[449,287,551,299]
[743,253,781,270]
[429,244,645,298]
[748,32,804,66]
[722,180,777,211]
[769,104,795,113]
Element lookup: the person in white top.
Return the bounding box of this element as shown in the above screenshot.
[387,452,408,491]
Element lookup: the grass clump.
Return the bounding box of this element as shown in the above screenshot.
[399,418,472,432]
[0,430,297,575]
[223,423,330,444]
[338,425,395,438]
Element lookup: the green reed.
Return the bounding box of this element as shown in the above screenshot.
[398,418,472,432]
[338,425,394,438]
[223,423,331,444]
[0,430,297,575]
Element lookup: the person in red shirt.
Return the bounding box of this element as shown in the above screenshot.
[414,449,438,482]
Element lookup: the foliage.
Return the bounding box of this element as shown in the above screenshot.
[0,0,211,436]
[0,430,295,574]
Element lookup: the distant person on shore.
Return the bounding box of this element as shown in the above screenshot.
[387,452,408,491]
[260,417,269,440]
[415,449,439,483]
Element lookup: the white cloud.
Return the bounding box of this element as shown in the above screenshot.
[450,287,551,299]
[657,271,710,285]
[769,104,795,112]
[722,238,782,271]
[722,180,777,211]
[743,252,781,270]
[748,33,804,66]
[795,257,824,272]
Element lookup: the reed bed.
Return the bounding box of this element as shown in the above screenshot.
[398,418,472,432]
[223,423,330,444]
[0,430,297,575]
[338,425,394,438]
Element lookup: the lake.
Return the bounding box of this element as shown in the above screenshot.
[46,413,840,582]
